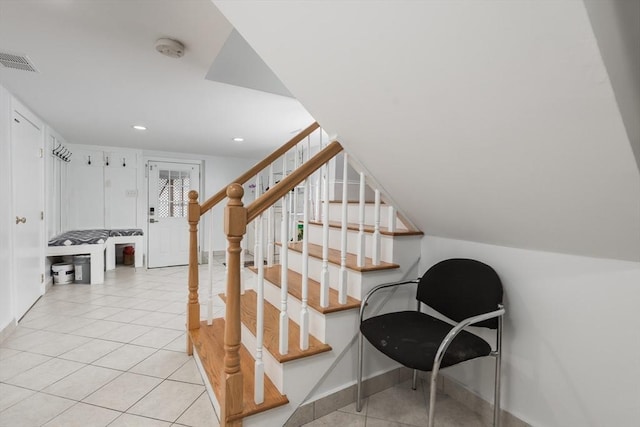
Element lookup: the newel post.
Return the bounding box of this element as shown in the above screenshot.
[223,183,246,426]
[186,190,201,355]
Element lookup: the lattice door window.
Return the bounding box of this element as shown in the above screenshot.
[158,169,190,218]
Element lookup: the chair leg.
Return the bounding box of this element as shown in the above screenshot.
[427,368,439,427]
[356,331,364,412]
[493,315,504,427]
[411,369,418,390]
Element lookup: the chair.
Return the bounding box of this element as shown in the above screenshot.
[357,258,505,427]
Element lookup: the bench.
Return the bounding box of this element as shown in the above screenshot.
[47,228,144,284]
[105,229,144,271]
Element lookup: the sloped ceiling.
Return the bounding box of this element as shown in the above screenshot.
[213,0,640,261]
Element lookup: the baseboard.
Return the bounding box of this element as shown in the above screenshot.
[0,319,17,344]
[285,368,530,427]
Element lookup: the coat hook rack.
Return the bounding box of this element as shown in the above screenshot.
[52,142,72,162]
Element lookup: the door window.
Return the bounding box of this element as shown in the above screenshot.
[158,169,191,218]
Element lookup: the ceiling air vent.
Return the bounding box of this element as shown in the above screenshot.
[0,52,38,72]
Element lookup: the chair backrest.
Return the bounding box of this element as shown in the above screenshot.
[416,258,503,329]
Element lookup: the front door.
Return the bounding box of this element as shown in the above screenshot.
[12,106,44,319]
[147,161,199,268]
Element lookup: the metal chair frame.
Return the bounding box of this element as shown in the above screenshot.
[356,279,505,427]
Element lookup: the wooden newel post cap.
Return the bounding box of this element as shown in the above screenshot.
[188,190,199,201]
[226,183,244,202]
[225,184,246,236]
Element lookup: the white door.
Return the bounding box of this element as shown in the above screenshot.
[147,161,199,268]
[12,108,44,319]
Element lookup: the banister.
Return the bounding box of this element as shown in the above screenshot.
[246,141,343,222]
[200,121,320,215]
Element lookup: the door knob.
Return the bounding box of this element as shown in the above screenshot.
[15,216,26,224]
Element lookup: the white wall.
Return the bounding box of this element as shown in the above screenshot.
[0,86,14,332]
[421,236,640,427]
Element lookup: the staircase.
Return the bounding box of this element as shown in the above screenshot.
[184,123,423,426]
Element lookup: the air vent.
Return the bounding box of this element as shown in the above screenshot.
[0,52,38,72]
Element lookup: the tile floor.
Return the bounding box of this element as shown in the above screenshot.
[1,258,485,427]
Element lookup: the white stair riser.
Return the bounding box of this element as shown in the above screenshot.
[327,203,407,229]
[285,249,363,297]
[306,223,394,262]
[237,309,360,396]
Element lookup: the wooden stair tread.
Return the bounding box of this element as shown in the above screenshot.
[189,319,289,422]
[278,241,400,272]
[308,220,423,236]
[249,265,360,314]
[221,290,332,363]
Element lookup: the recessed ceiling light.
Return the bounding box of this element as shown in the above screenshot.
[233,137,244,142]
[132,125,147,131]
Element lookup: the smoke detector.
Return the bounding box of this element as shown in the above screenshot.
[155,38,185,58]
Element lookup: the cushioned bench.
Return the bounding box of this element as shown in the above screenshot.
[47,228,145,284]
[47,229,109,284]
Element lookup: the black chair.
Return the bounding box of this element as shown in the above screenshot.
[357,258,505,427]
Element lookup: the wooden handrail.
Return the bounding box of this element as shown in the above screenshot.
[200,122,320,215]
[247,141,343,222]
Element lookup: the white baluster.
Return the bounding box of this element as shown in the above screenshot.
[207,211,214,325]
[339,153,349,305]
[254,212,265,404]
[300,179,310,350]
[388,205,396,233]
[267,164,275,267]
[279,192,289,355]
[357,172,366,267]
[315,131,324,221]
[254,175,262,276]
[320,162,330,308]
[292,145,299,241]
[240,229,246,295]
[372,189,381,266]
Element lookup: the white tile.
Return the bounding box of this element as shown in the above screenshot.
[156,302,186,314]
[71,320,124,338]
[159,314,187,331]
[163,333,187,352]
[1,330,64,351]
[0,351,51,381]
[92,344,156,371]
[175,392,219,427]
[20,314,69,330]
[43,402,120,427]
[168,359,204,385]
[130,312,178,327]
[129,350,190,378]
[130,328,184,349]
[99,324,153,343]
[44,316,97,333]
[59,339,123,363]
[83,372,162,412]
[0,383,35,411]
[303,411,366,426]
[32,333,92,357]
[80,306,126,319]
[5,358,84,390]
[0,392,74,426]
[104,309,149,323]
[42,365,121,400]
[127,380,204,422]
[108,413,171,427]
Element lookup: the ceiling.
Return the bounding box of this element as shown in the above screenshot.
[0,0,313,158]
[215,0,640,262]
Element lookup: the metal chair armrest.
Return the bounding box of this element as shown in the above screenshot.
[359,279,420,323]
[433,305,505,368]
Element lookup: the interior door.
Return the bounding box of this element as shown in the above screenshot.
[12,108,44,319]
[147,161,199,268]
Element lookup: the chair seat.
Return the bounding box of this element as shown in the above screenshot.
[360,311,492,371]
